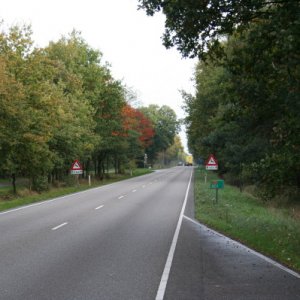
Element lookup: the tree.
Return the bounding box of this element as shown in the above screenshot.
[223,15,300,196]
[164,135,185,166]
[120,105,154,148]
[140,105,179,164]
[140,0,300,199]
[0,26,99,189]
[0,24,57,191]
[112,104,155,171]
[93,79,127,177]
[44,31,118,179]
[0,56,27,193]
[138,0,299,59]
[183,11,300,198]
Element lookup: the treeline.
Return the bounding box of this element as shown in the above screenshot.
[0,24,181,192]
[182,2,300,200]
[138,0,300,201]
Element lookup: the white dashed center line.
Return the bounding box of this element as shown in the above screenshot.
[118,195,124,199]
[95,205,104,210]
[52,222,68,231]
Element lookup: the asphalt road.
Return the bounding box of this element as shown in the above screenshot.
[0,167,299,300]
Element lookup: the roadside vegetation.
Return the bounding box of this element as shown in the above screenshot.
[143,0,300,272]
[194,167,300,272]
[140,1,300,203]
[0,168,152,213]
[140,0,300,274]
[0,22,186,195]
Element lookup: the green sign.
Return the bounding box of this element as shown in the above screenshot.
[210,180,224,189]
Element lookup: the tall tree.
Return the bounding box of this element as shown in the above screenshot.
[44,32,118,178]
[184,9,300,197]
[0,56,27,192]
[0,24,57,190]
[138,0,299,59]
[141,104,179,164]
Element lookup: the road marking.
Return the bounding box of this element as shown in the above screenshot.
[155,170,193,300]
[0,174,153,216]
[118,195,124,199]
[142,185,146,188]
[0,200,54,216]
[183,215,300,279]
[52,222,68,231]
[95,205,104,210]
[132,189,137,193]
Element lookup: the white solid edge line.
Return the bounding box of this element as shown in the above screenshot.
[51,222,68,231]
[155,170,193,300]
[0,201,48,216]
[183,215,300,279]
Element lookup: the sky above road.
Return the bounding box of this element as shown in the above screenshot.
[1,0,196,151]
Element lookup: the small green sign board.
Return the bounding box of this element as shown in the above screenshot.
[210,180,224,189]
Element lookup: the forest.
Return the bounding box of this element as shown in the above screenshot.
[0,24,184,193]
[139,0,300,201]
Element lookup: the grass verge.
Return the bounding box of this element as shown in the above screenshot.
[194,167,300,272]
[0,168,152,213]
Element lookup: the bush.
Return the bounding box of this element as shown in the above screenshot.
[62,175,78,187]
[32,175,49,192]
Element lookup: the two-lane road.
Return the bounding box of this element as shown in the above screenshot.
[0,167,299,299]
[0,168,192,299]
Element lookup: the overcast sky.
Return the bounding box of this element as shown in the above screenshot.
[1,0,196,151]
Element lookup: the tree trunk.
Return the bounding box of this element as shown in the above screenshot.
[97,157,104,180]
[12,173,16,194]
[114,155,118,174]
[86,158,90,178]
[102,163,105,178]
[106,156,109,174]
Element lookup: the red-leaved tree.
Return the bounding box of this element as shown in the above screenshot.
[113,104,155,149]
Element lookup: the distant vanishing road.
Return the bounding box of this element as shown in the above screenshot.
[0,167,299,299]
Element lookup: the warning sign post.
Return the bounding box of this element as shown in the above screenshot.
[205,154,218,170]
[70,160,83,175]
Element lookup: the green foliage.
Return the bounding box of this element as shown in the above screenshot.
[164,135,185,166]
[140,104,180,163]
[138,0,299,60]
[0,23,161,190]
[32,175,49,192]
[183,2,300,200]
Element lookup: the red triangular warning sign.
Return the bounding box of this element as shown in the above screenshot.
[71,160,82,170]
[205,154,218,170]
[208,156,217,165]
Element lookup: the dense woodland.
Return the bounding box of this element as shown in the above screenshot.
[0,24,184,192]
[139,0,300,201]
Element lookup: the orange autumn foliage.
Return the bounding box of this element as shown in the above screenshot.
[112,104,154,148]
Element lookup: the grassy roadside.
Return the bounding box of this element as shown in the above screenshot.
[0,168,152,213]
[194,167,300,272]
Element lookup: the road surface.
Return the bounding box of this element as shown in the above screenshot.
[0,167,299,299]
